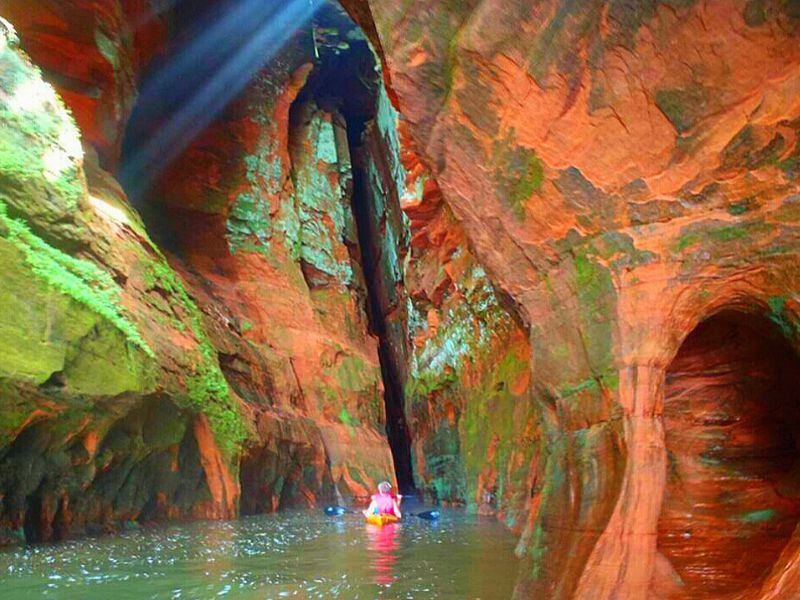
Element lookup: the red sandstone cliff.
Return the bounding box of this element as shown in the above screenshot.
[2,1,800,599]
[342,1,800,598]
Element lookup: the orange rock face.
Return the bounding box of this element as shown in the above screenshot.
[3,0,800,598]
[342,0,800,597]
[0,2,397,543]
[1,0,166,170]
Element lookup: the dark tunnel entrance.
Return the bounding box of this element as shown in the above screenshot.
[658,310,800,597]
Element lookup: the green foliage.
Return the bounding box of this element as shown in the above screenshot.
[0,199,154,358]
[185,348,245,459]
[0,105,83,205]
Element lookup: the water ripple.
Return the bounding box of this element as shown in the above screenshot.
[0,509,518,599]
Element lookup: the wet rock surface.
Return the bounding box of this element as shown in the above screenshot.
[2,1,800,598]
[659,312,800,597]
[0,3,396,542]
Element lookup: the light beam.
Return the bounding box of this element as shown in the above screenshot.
[121,0,324,199]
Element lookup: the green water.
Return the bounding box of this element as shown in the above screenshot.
[0,509,520,599]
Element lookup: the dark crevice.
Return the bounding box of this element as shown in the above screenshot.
[39,370,66,391]
[290,5,416,493]
[350,159,416,494]
[23,492,45,543]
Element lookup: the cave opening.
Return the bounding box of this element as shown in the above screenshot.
[658,310,800,596]
[289,4,416,494]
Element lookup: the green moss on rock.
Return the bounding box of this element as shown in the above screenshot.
[143,260,249,460]
[0,30,86,216]
[493,130,544,219]
[767,296,800,340]
[0,199,154,358]
[673,220,776,256]
[655,84,707,135]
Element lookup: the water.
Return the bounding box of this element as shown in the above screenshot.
[0,509,520,599]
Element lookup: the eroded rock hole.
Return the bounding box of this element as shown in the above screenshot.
[659,311,800,596]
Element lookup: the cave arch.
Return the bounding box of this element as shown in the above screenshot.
[658,309,800,597]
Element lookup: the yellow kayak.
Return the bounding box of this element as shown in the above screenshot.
[365,513,400,526]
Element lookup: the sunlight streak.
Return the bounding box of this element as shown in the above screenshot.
[121,0,324,199]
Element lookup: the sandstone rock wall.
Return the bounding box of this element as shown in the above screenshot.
[343,0,800,597]
[402,146,537,525]
[4,0,800,598]
[0,20,240,542]
[0,2,401,542]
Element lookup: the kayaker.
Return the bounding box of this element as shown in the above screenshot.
[363,481,402,519]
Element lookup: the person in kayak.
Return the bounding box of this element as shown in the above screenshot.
[363,481,402,519]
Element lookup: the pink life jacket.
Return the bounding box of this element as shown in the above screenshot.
[372,493,395,515]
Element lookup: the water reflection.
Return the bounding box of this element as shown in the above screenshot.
[365,523,399,585]
[0,509,520,599]
[190,521,235,594]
